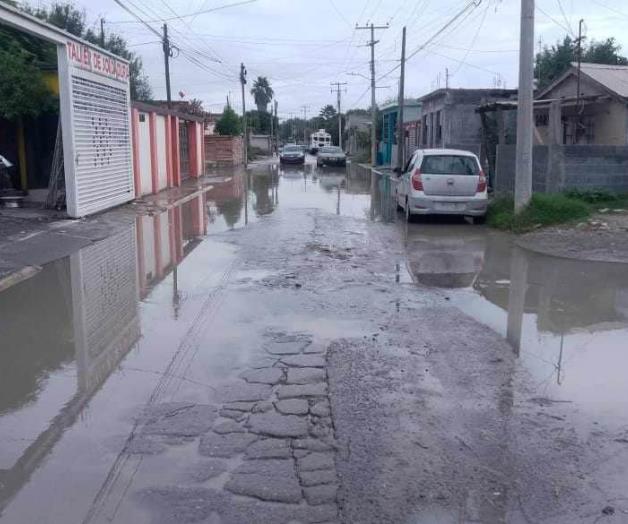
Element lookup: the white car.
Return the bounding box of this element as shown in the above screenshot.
[395,149,488,222]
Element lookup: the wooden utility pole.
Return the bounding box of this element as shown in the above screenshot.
[162,24,172,108]
[356,22,388,166]
[396,26,406,171]
[100,18,105,47]
[331,82,347,148]
[514,0,534,212]
[240,63,247,167]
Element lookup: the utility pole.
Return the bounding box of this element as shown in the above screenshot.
[356,22,388,166]
[269,99,274,154]
[445,67,450,89]
[100,18,105,47]
[301,105,309,145]
[274,100,279,151]
[575,18,585,143]
[514,0,534,212]
[331,82,347,149]
[396,26,406,171]
[162,24,173,108]
[240,63,247,167]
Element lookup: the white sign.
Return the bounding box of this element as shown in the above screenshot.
[66,41,130,83]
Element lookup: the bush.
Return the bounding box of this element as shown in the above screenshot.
[564,189,628,207]
[487,193,591,232]
[216,106,242,136]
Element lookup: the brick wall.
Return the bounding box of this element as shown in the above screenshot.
[495,145,628,193]
[204,136,244,166]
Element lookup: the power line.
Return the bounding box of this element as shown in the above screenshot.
[107,0,258,24]
[536,4,575,36]
[556,0,574,36]
[376,0,482,82]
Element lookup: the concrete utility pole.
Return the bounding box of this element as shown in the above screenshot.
[274,100,279,150]
[356,22,388,166]
[575,18,585,142]
[301,105,309,145]
[331,82,347,149]
[514,0,534,212]
[269,99,274,153]
[445,67,450,89]
[162,24,173,108]
[240,63,248,167]
[396,26,406,171]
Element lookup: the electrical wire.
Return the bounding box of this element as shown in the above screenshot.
[376,0,483,82]
[107,0,258,24]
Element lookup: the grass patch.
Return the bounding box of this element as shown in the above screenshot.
[564,189,628,209]
[487,193,591,232]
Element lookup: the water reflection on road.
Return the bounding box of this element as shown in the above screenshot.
[1,160,626,521]
[0,161,373,521]
[402,221,628,430]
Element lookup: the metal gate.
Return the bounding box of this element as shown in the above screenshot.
[179,122,190,180]
[61,41,133,217]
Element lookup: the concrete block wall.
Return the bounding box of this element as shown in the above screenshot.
[495,145,628,194]
[205,136,244,166]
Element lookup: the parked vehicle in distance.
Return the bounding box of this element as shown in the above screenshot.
[280,144,305,164]
[395,149,487,223]
[317,146,346,167]
[309,129,332,154]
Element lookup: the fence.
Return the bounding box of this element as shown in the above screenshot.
[495,145,628,194]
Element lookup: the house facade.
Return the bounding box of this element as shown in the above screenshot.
[416,88,517,156]
[534,62,628,145]
[379,99,422,165]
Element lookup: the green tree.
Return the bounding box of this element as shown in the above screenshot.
[23,2,153,100]
[536,35,628,89]
[0,41,55,119]
[215,105,242,136]
[250,76,273,112]
[319,104,337,121]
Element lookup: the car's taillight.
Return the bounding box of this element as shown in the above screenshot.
[411,169,423,191]
[476,170,487,193]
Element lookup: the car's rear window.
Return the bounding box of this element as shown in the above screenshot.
[284,146,301,152]
[321,147,342,154]
[420,155,479,175]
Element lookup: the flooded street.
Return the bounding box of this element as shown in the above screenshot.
[1,158,627,523]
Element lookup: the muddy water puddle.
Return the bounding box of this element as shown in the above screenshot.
[403,222,628,431]
[0,162,373,522]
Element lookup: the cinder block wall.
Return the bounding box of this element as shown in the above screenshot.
[495,145,628,194]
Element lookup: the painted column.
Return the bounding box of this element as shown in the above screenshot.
[149,112,159,194]
[188,121,198,178]
[172,117,181,186]
[165,115,173,188]
[131,108,141,197]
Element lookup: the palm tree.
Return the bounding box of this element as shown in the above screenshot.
[250,76,274,113]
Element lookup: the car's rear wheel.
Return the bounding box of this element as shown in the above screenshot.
[405,197,411,222]
[471,215,486,225]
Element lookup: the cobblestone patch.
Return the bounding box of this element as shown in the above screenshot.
[277,383,327,399]
[287,367,326,384]
[138,331,339,522]
[141,404,218,437]
[280,354,326,368]
[239,367,284,384]
[275,398,309,415]
[247,412,309,437]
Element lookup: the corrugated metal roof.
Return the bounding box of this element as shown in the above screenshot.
[578,62,628,98]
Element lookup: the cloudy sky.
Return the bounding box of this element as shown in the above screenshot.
[56,0,628,119]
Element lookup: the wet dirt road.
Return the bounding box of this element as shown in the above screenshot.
[1,159,627,523]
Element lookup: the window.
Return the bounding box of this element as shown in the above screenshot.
[420,155,479,176]
[535,113,548,127]
[435,111,442,144]
[422,115,428,145]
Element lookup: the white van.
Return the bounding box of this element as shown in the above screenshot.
[310,129,332,154]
